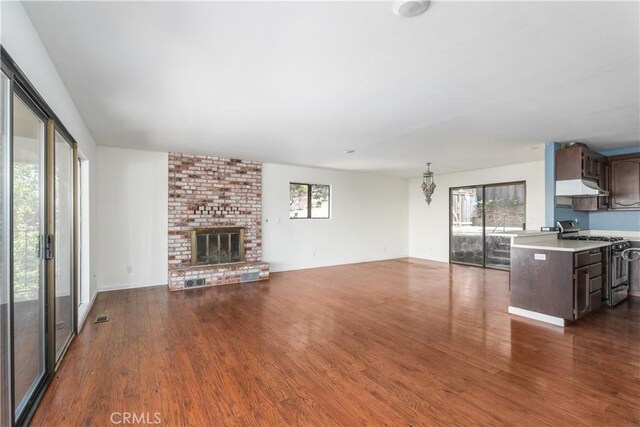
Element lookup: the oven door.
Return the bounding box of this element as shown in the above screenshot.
[611,252,629,287]
[610,283,629,306]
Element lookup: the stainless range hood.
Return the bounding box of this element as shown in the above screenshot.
[556,179,609,197]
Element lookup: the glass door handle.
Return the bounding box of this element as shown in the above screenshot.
[45,234,54,260]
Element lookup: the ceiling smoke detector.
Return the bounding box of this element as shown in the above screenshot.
[393,0,430,18]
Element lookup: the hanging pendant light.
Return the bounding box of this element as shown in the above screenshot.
[421,162,436,205]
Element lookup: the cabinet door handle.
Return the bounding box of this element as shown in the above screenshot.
[575,269,590,318]
[582,271,590,315]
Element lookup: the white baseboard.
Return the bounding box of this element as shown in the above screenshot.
[508,306,567,327]
[629,290,640,298]
[97,282,166,293]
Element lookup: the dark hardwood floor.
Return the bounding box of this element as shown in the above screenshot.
[30,258,640,426]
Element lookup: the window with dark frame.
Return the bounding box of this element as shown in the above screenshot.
[289,183,330,219]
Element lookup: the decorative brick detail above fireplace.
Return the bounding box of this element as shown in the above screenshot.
[167,153,269,290]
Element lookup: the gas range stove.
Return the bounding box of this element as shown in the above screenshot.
[561,235,626,242]
[561,235,630,251]
[556,220,631,307]
[556,220,630,251]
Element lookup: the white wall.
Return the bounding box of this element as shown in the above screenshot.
[262,163,409,272]
[96,147,168,291]
[408,161,545,262]
[1,2,100,297]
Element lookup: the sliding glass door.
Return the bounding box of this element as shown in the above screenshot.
[450,182,526,270]
[2,49,80,424]
[12,88,47,419]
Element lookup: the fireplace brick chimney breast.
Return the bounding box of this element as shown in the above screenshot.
[167,153,269,290]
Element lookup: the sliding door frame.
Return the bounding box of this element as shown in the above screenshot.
[449,180,526,270]
[1,65,15,427]
[51,127,78,367]
[1,45,80,427]
[9,75,51,427]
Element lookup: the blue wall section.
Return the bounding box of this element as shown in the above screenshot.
[556,207,590,228]
[590,210,640,231]
[544,143,639,232]
[544,142,555,227]
[599,146,640,156]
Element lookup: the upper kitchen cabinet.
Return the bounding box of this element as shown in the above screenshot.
[556,143,608,211]
[556,143,607,182]
[609,154,640,210]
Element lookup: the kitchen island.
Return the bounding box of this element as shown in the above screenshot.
[509,235,610,326]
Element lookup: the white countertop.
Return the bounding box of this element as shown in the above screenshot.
[511,238,611,252]
[492,231,558,238]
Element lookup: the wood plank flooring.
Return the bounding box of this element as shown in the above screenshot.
[30,258,640,426]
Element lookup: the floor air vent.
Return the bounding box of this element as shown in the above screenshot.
[95,314,109,324]
[241,271,260,282]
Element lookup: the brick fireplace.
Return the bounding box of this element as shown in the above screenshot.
[167,153,269,290]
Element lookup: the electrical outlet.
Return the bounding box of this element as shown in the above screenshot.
[126,265,133,273]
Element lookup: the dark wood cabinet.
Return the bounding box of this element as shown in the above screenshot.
[555,144,640,211]
[510,247,605,321]
[556,143,606,183]
[556,144,608,211]
[510,248,574,319]
[573,250,603,319]
[609,154,640,210]
[571,196,606,212]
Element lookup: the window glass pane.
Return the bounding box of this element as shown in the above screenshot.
[483,183,526,231]
[12,92,46,417]
[311,185,330,218]
[450,186,484,266]
[289,183,308,218]
[484,183,526,269]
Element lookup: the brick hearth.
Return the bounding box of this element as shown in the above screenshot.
[167,153,269,290]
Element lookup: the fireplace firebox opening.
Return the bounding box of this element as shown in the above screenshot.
[191,227,245,266]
